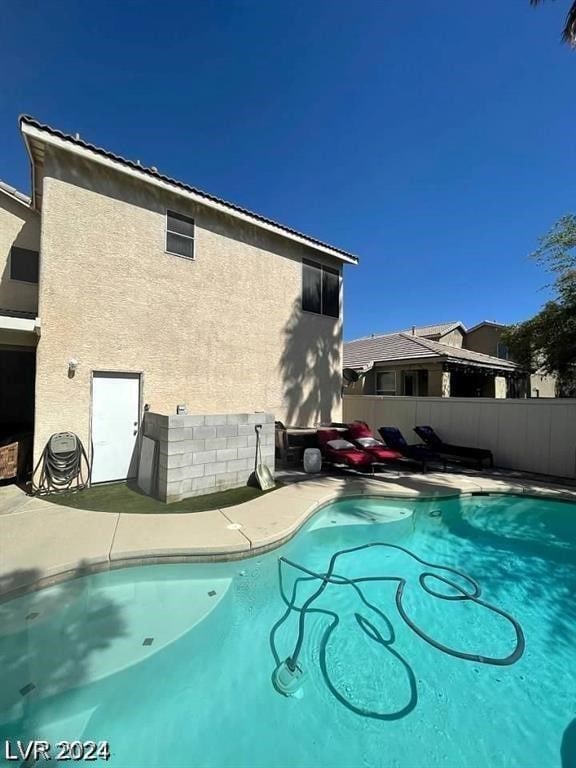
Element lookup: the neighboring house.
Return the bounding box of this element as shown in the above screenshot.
[465,321,557,398]
[0,116,357,486]
[344,322,524,398]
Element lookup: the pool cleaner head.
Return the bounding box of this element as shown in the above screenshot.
[273,658,305,696]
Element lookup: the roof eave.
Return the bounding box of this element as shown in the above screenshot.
[444,357,519,372]
[467,321,507,333]
[20,119,359,265]
[0,181,33,210]
[20,129,38,210]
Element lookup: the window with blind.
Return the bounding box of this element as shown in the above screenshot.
[166,210,195,259]
[302,259,340,318]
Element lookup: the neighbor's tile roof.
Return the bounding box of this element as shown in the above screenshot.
[344,333,439,368]
[402,321,464,337]
[357,321,465,341]
[467,320,507,333]
[20,115,358,263]
[344,332,519,371]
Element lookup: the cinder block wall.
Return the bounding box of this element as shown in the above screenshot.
[144,411,275,502]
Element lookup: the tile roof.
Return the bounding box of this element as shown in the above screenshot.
[344,332,520,371]
[403,321,464,337]
[353,321,464,341]
[0,179,31,206]
[20,115,358,264]
[467,320,507,333]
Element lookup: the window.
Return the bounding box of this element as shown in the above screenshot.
[401,370,428,396]
[302,259,340,318]
[376,371,396,395]
[166,210,195,259]
[496,342,509,360]
[10,246,39,283]
[418,369,429,396]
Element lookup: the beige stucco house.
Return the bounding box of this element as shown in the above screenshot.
[0,116,357,489]
[344,322,525,398]
[465,321,557,398]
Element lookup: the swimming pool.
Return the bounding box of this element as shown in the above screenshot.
[1,494,575,768]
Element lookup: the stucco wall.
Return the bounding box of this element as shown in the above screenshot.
[530,372,557,398]
[437,328,464,348]
[0,192,40,315]
[467,325,556,397]
[465,325,502,357]
[34,148,344,460]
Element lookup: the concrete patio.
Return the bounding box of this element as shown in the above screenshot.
[1,470,576,602]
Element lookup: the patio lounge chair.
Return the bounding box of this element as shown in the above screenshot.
[414,426,493,469]
[344,421,403,464]
[317,429,374,472]
[377,426,446,473]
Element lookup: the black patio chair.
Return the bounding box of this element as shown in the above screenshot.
[378,427,446,473]
[414,426,493,469]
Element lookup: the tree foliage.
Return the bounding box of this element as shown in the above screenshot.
[530,0,576,46]
[502,215,576,395]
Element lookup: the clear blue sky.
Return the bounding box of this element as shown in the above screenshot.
[1,1,575,340]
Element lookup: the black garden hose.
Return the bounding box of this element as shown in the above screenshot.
[277,542,524,672]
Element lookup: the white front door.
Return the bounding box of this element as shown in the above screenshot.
[91,372,140,483]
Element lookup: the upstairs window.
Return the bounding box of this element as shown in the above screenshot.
[166,210,195,259]
[10,246,39,283]
[496,342,509,360]
[302,259,340,318]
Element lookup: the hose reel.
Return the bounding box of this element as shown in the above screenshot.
[31,432,91,495]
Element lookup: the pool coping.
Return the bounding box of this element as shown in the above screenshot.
[1,472,576,602]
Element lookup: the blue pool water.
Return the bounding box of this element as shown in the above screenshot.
[1,494,575,768]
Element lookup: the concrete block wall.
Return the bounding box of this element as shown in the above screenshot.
[144,411,275,502]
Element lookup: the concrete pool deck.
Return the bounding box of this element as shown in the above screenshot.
[1,470,576,600]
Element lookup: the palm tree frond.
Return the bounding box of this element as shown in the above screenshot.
[562,0,576,44]
[530,0,576,45]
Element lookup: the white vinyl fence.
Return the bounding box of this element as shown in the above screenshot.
[343,395,576,478]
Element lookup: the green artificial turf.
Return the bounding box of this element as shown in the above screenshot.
[43,480,278,514]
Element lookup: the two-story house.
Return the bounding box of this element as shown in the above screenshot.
[465,321,557,398]
[0,116,357,488]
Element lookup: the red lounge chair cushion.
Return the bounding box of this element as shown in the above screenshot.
[317,429,372,468]
[345,422,402,461]
[331,449,373,468]
[361,445,402,461]
[326,438,356,450]
[317,429,343,445]
[346,421,373,440]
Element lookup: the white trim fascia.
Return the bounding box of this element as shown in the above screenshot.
[0,183,33,211]
[0,315,39,334]
[467,320,507,333]
[21,123,358,265]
